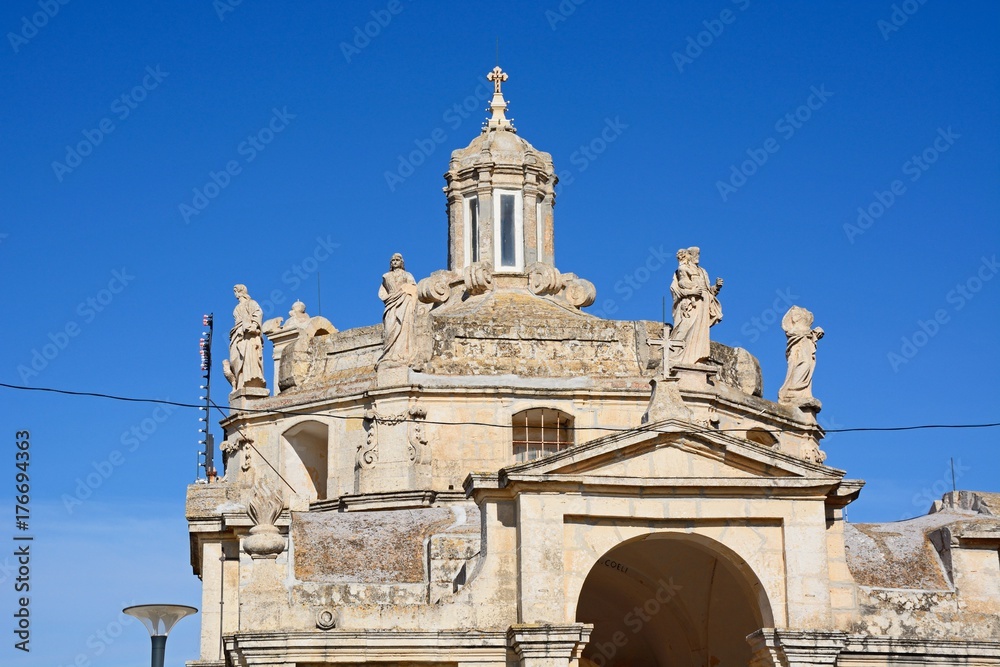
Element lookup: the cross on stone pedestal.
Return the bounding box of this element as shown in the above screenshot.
[649,326,684,376]
[487,66,508,94]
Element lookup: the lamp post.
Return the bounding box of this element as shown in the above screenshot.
[123,604,197,667]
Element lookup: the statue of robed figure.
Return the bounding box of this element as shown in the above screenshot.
[778,306,824,411]
[378,253,418,367]
[668,247,723,367]
[223,284,267,391]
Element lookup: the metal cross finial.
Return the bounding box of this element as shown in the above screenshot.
[487,66,508,94]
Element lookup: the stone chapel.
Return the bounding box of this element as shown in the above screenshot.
[185,68,1000,667]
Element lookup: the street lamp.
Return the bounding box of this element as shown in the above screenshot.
[123,604,197,667]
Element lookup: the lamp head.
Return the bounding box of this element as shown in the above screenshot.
[122,604,197,637]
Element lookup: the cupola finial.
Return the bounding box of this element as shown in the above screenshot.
[484,66,515,133]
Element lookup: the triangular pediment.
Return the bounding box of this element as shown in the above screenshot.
[499,419,843,487]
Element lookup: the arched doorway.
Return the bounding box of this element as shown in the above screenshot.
[575,533,772,667]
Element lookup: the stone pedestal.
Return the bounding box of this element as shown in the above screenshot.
[671,362,720,391]
[229,385,270,409]
[238,555,286,634]
[356,391,432,495]
[642,375,693,423]
[507,624,593,667]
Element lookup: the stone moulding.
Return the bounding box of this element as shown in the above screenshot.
[224,630,510,666]
[748,629,1000,666]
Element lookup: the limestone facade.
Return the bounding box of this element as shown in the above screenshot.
[185,69,1000,667]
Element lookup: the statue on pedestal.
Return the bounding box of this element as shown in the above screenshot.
[223,284,266,392]
[778,306,824,411]
[378,253,417,367]
[668,247,723,367]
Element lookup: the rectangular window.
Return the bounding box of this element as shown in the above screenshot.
[535,200,543,263]
[464,196,479,266]
[500,194,516,267]
[493,189,523,271]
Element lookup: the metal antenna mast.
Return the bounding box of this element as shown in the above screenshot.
[198,313,217,482]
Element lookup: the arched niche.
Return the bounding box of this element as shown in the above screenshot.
[280,420,329,502]
[575,532,773,667]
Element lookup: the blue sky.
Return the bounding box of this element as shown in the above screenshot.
[1,1,998,664]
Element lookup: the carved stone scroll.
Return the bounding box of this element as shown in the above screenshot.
[358,410,379,470]
[407,405,430,464]
[563,275,597,308]
[417,270,457,304]
[462,261,494,296]
[221,434,253,475]
[527,262,564,296]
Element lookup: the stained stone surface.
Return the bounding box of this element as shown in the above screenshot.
[293,507,464,583]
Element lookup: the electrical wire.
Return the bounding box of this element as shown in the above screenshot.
[2,381,998,436]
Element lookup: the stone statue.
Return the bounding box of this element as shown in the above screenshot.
[378,253,418,367]
[668,247,723,367]
[222,284,266,391]
[285,300,311,329]
[778,306,824,410]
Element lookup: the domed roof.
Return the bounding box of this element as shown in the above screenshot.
[450,127,552,169]
[447,66,553,171]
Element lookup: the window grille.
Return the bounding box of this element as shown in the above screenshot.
[512,408,574,463]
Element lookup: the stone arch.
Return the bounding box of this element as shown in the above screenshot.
[574,531,773,667]
[280,419,329,502]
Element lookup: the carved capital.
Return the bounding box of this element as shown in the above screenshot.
[221,434,253,474]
